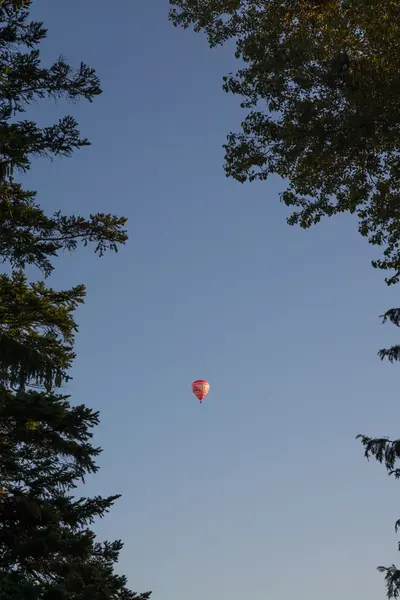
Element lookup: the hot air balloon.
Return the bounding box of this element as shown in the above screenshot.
[192,380,210,403]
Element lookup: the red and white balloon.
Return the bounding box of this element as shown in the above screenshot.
[191,380,210,403]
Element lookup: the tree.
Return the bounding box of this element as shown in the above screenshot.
[0,270,81,393]
[0,349,151,600]
[0,3,150,598]
[0,0,128,395]
[170,0,400,283]
[0,3,127,278]
[169,0,400,596]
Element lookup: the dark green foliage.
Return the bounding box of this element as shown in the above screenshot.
[357,432,400,597]
[0,3,150,599]
[170,0,400,284]
[0,0,127,278]
[357,435,400,477]
[0,390,151,600]
[0,270,83,390]
[0,186,128,276]
[0,1,100,115]
[378,309,400,363]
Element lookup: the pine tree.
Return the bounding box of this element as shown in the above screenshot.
[0,270,82,391]
[0,3,150,598]
[0,348,150,599]
[0,271,150,599]
[0,0,127,279]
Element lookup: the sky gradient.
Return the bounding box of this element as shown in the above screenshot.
[22,2,400,599]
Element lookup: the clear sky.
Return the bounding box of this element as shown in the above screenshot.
[21,1,400,599]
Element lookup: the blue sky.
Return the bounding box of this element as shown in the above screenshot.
[20,1,400,599]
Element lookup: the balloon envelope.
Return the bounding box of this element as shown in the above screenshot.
[192,379,210,403]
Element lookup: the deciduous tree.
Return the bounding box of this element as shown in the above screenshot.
[170,0,400,282]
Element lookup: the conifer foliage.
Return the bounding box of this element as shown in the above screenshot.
[0,3,150,599]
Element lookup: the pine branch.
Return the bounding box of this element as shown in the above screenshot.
[381,309,400,327]
[0,186,128,275]
[378,346,400,363]
[356,434,400,475]
[378,309,400,362]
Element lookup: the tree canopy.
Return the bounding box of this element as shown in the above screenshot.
[170,0,400,284]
